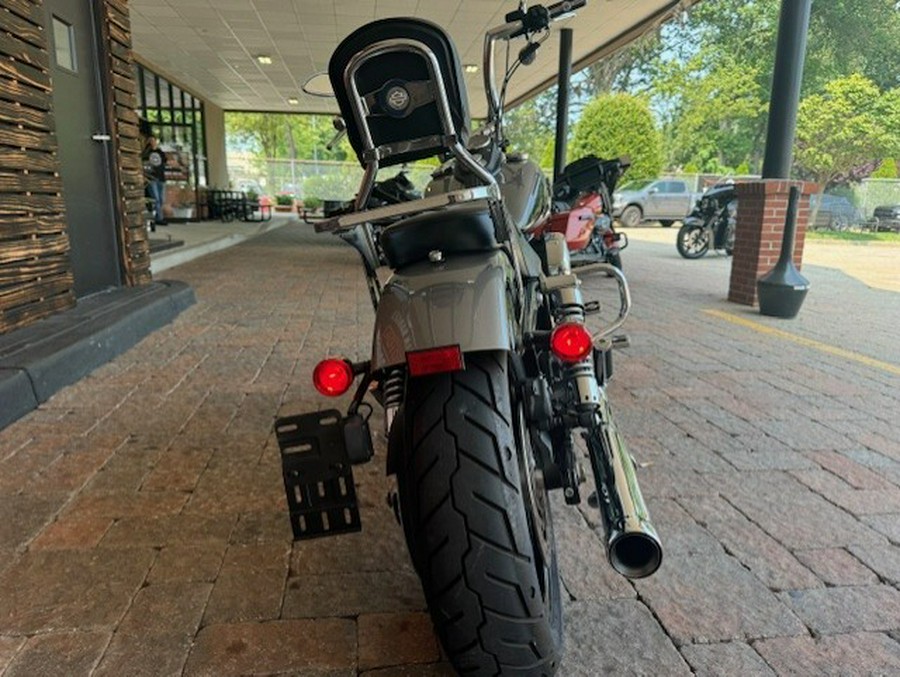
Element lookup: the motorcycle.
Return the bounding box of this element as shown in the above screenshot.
[676,181,737,259]
[278,2,662,674]
[533,154,630,269]
[319,169,422,219]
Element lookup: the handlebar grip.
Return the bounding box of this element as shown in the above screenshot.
[509,1,586,38]
[547,0,587,20]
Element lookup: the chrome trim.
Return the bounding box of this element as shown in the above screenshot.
[315,186,500,233]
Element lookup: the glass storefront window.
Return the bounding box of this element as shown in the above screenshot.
[135,63,211,218]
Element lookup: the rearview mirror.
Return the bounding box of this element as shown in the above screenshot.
[302,72,335,98]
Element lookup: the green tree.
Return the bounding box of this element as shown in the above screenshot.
[637,0,900,173]
[794,74,896,188]
[569,93,662,179]
[225,112,350,161]
[502,95,555,165]
[655,55,767,171]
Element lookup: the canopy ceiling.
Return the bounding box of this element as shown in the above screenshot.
[128,0,697,117]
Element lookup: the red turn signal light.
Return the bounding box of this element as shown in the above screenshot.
[313,358,354,397]
[550,323,593,362]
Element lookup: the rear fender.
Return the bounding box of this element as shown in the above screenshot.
[371,251,515,371]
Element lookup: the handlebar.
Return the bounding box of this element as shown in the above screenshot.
[483,1,587,123]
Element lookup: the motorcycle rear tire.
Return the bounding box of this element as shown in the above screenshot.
[398,351,563,676]
[677,223,710,259]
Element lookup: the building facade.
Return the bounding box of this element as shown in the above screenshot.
[0,0,223,335]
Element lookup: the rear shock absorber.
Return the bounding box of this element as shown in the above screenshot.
[382,367,405,436]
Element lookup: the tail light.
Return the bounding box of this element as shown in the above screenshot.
[407,345,464,377]
[313,358,354,396]
[550,323,593,362]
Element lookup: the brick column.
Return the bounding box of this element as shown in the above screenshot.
[729,180,818,306]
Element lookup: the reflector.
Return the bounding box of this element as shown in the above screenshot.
[313,358,354,396]
[407,345,464,377]
[550,322,593,362]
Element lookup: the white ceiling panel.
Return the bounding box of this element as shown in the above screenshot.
[128,0,697,116]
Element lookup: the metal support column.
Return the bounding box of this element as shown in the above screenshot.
[553,28,573,182]
[761,0,812,179]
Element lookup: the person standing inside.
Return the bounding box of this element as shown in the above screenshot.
[143,135,168,225]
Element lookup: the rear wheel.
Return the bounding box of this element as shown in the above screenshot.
[677,223,710,259]
[398,352,562,676]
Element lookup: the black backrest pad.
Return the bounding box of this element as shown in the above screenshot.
[329,18,470,167]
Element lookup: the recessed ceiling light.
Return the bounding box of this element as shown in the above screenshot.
[463,64,479,74]
[256,55,273,65]
[287,97,299,105]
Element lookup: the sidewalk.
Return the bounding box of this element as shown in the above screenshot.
[0,223,897,675]
[148,213,297,274]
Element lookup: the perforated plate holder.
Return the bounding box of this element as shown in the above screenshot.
[275,409,362,540]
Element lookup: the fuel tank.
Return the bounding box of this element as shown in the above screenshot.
[426,156,550,232]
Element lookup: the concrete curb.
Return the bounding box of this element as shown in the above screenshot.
[150,219,290,274]
[0,280,195,430]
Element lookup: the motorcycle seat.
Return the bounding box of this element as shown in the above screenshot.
[380,202,498,269]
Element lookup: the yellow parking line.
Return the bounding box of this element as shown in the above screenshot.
[703,309,900,376]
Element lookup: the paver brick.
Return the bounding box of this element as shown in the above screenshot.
[754,632,900,676]
[558,600,689,675]
[0,636,24,671]
[183,619,356,676]
[709,471,887,550]
[3,630,109,677]
[0,548,155,633]
[804,450,896,490]
[862,513,900,543]
[793,547,879,586]
[283,570,426,618]
[680,641,776,676]
[778,585,900,635]
[358,612,441,671]
[100,513,237,548]
[29,513,112,550]
[147,543,226,583]
[94,632,193,677]
[0,492,69,549]
[634,551,806,645]
[116,581,212,636]
[679,494,821,591]
[848,543,900,585]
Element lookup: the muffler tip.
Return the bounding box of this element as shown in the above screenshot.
[610,532,662,579]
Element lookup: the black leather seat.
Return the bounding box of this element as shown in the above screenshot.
[379,203,498,269]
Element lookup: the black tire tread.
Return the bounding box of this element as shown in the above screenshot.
[399,352,560,676]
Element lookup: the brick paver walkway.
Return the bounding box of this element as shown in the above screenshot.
[0,223,898,675]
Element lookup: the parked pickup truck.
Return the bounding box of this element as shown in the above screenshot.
[612,178,702,227]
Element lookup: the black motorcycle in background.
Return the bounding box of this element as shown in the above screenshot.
[676,181,737,259]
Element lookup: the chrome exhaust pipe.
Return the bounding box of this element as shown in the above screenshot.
[586,395,662,579]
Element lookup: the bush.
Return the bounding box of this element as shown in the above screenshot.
[872,158,898,179]
[570,93,663,180]
[303,196,322,211]
[275,194,294,206]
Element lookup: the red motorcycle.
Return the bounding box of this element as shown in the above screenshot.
[532,155,630,269]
